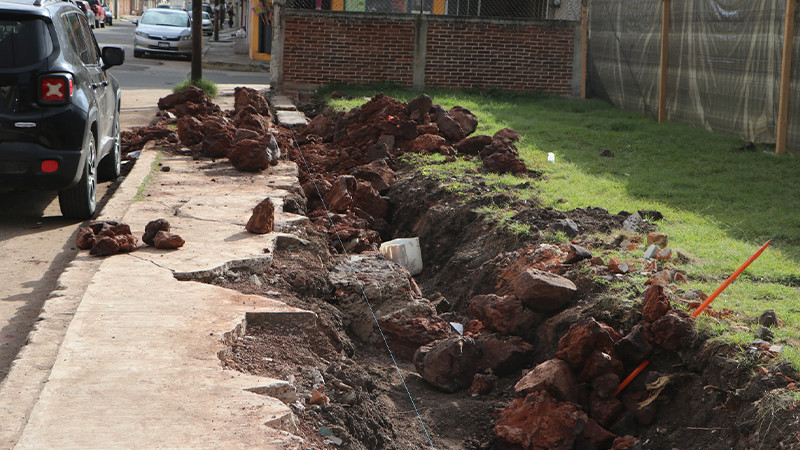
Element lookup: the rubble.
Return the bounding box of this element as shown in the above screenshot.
[76,221,137,256]
[246,198,275,234]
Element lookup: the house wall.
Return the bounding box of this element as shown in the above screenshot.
[276,9,579,95]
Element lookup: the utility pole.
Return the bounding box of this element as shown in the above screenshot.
[213,0,219,41]
[191,0,202,81]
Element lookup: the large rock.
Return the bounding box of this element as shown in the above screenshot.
[406,94,433,121]
[613,324,651,366]
[153,231,185,249]
[477,335,535,376]
[643,310,694,351]
[494,391,587,450]
[324,175,357,213]
[200,116,236,158]
[641,285,671,322]
[304,114,336,141]
[380,313,451,360]
[143,218,170,246]
[409,134,446,153]
[576,419,617,450]
[513,268,577,312]
[514,358,579,403]
[233,86,270,116]
[350,160,395,193]
[483,151,527,174]
[232,105,271,135]
[468,294,541,337]
[353,181,388,220]
[431,105,464,142]
[157,86,220,117]
[589,391,623,427]
[577,350,624,382]
[493,128,521,142]
[454,135,492,156]
[413,336,482,392]
[90,236,120,256]
[176,116,204,148]
[246,198,275,234]
[228,139,271,172]
[555,318,621,370]
[448,106,478,137]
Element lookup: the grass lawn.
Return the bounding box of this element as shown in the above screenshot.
[319,84,800,367]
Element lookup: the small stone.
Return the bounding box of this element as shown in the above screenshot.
[246,198,275,234]
[160,165,171,172]
[153,231,185,249]
[565,244,592,264]
[646,232,668,247]
[755,325,775,342]
[550,219,580,238]
[655,248,672,261]
[622,214,649,233]
[607,257,628,274]
[600,149,614,157]
[143,219,170,246]
[643,244,659,259]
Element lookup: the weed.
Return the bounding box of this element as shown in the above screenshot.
[174,78,218,99]
[135,151,163,201]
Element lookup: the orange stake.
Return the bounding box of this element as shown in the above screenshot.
[691,240,772,318]
[611,240,771,397]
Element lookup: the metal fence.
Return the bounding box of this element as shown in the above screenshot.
[286,0,582,21]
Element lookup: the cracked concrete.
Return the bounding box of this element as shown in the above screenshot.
[1,148,315,449]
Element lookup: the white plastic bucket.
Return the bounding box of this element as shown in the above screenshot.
[379,237,423,275]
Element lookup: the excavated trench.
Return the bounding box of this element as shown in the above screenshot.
[127,88,800,449]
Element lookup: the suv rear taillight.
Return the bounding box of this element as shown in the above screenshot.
[39,74,73,105]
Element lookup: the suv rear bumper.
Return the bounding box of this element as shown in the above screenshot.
[0,142,85,190]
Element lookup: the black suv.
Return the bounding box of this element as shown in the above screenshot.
[0,0,124,219]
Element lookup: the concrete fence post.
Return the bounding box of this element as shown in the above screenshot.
[270,0,286,91]
[413,14,428,91]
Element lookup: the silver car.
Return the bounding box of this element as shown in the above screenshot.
[133,8,192,59]
[201,11,212,36]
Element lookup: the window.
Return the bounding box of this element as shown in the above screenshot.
[63,13,98,65]
[0,18,54,69]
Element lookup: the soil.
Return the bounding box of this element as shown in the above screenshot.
[145,91,800,449]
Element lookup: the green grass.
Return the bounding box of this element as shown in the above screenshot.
[320,84,800,368]
[134,151,163,201]
[174,77,218,99]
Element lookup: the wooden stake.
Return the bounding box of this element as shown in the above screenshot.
[658,0,671,123]
[777,0,797,154]
[581,0,589,99]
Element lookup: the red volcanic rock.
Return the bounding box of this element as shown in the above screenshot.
[90,236,120,256]
[413,336,482,392]
[409,134,446,153]
[234,128,260,143]
[555,318,621,370]
[494,391,587,450]
[406,94,433,120]
[493,127,521,142]
[477,335,535,376]
[454,135,492,156]
[233,86,270,116]
[514,358,579,403]
[416,123,439,135]
[483,151,527,174]
[121,126,178,152]
[177,116,203,148]
[589,391,624,427]
[643,310,694,351]
[228,139,270,172]
[304,114,336,141]
[379,314,451,360]
[76,226,97,250]
[200,116,236,158]
[157,86,221,117]
[642,285,671,322]
[397,120,419,141]
[592,373,621,399]
[353,181,388,220]
[246,198,275,234]
[468,373,497,396]
[577,351,624,382]
[233,105,271,135]
[350,160,396,193]
[114,234,137,252]
[613,436,640,449]
[143,219,170,246]
[431,105,465,142]
[153,231,185,249]
[468,294,541,337]
[513,268,577,313]
[577,419,617,450]
[613,324,652,366]
[324,175,357,213]
[448,106,478,137]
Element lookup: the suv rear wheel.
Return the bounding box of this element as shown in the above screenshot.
[58,134,97,219]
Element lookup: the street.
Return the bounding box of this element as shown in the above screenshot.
[0,19,269,382]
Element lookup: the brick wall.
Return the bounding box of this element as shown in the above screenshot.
[279,10,577,95]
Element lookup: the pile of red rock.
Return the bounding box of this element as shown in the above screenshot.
[75,219,184,256]
[287,93,529,253]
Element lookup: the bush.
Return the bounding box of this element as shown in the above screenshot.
[173,78,218,99]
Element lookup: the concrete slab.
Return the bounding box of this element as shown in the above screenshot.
[275,110,308,127]
[270,95,297,111]
[8,148,314,449]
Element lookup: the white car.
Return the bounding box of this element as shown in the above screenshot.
[201,11,212,36]
[133,8,192,59]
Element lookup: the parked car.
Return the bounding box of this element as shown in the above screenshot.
[132,8,192,59]
[201,11,212,35]
[74,0,96,28]
[156,3,171,7]
[0,0,125,219]
[102,3,112,25]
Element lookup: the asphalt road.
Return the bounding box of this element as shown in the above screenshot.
[0,20,269,382]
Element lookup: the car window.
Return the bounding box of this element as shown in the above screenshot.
[63,13,98,65]
[141,10,189,27]
[0,17,54,69]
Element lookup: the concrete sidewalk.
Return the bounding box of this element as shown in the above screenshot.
[0,120,309,447]
[204,33,270,73]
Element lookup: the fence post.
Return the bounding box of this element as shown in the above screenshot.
[581,0,588,99]
[777,0,797,154]
[270,0,286,91]
[658,0,671,123]
[413,14,428,91]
